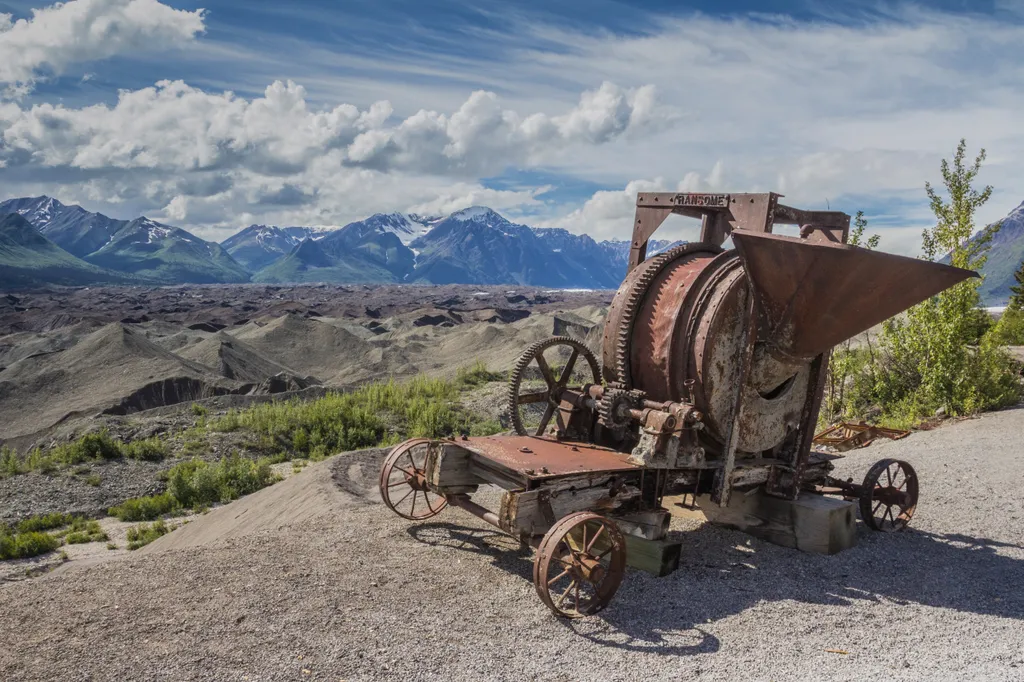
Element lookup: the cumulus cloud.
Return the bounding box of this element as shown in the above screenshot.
[0,78,665,175]
[0,0,206,94]
[0,77,669,237]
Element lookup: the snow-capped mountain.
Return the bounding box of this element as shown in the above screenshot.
[221,224,334,271]
[1,195,696,290]
[1,197,249,284]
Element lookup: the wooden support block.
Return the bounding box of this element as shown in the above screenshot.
[698,491,857,555]
[623,535,682,577]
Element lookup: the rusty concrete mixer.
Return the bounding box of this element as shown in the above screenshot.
[379,192,976,618]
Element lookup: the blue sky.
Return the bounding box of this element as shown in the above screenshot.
[1,0,1023,249]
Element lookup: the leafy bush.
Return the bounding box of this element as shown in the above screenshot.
[167,454,277,508]
[63,519,108,544]
[824,140,1023,427]
[109,492,178,522]
[126,520,173,550]
[14,512,73,534]
[991,307,1024,345]
[0,530,60,560]
[109,454,280,520]
[121,438,169,462]
[190,403,208,417]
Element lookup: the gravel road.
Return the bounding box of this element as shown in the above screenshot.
[2,408,1023,681]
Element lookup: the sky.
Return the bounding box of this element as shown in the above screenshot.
[1,0,1023,252]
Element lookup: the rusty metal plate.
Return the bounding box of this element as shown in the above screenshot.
[461,435,639,481]
[732,231,978,361]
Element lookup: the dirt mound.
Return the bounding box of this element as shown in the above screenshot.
[230,314,377,383]
[0,323,237,441]
[178,332,309,383]
[145,449,384,551]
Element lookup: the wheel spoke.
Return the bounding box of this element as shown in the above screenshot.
[410,491,418,517]
[517,391,550,405]
[557,580,576,607]
[885,465,893,486]
[547,567,571,586]
[387,479,409,489]
[393,465,416,478]
[393,487,413,508]
[585,524,605,553]
[557,349,579,384]
[535,353,556,388]
[872,500,883,517]
[574,581,581,612]
[535,403,556,436]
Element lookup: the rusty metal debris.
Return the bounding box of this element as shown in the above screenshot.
[813,421,911,452]
[378,191,975,618]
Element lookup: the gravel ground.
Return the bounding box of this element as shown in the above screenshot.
[2,408,1023,681]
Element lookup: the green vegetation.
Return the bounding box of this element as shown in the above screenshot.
[61,519,108,545]
[991,260,1024,344]
[109,453,280,521]
[1,514,108,560]
[0,530,60,560]
[190,403,208,417]
[0,430,168,479]
[824,140,1023,428]
[456,360,506,388]
[211,373,500,459]
[126,520,173,550]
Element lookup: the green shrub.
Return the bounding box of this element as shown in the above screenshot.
[85,474,102,487]
[168,454,278,508]
[15,512,73,534]
[991,307,1024,345]
[0,530,60,560]
[65,518,108,544]
[50,430,122,465]
[823,140,1023,427]
[190,403,208,417]
[126,520,173,550]
[456,361,505,388]
[109,492,178,522]
[122,438,168,462]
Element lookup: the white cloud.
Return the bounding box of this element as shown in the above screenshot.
[0,0,206,95]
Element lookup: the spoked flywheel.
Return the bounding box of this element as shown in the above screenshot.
[379,439,447,521]
[507,336,600,436]
[859,458,919,532]
[533,511,627,618]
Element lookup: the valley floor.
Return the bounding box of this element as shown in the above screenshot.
[2,407,1022,681]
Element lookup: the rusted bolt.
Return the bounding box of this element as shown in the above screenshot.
[540,467,550,474]
[570,446,579,451]
[519,446,532,453]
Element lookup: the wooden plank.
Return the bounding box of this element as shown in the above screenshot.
[698,491,857,555]
[426,443,481,493]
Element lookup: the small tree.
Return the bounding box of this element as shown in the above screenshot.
[1009,260,1024,311]
[873,139,1020,421]
[991,260,1024,344]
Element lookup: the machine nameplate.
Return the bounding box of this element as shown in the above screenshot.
[673,193,729,208]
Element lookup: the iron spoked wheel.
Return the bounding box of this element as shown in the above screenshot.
[859,458,919,532]
[379,439,447,521]
[533,511,627,618]
[507,336,600,437]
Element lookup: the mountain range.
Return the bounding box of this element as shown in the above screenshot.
[0,196,678,291]
[4,194,1021,303]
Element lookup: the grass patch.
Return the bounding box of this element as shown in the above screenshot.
[209,374,496,459]
[455,360,505,388]
[109,453,281,521]
[126,520,173,550]
[0,430,170,479]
